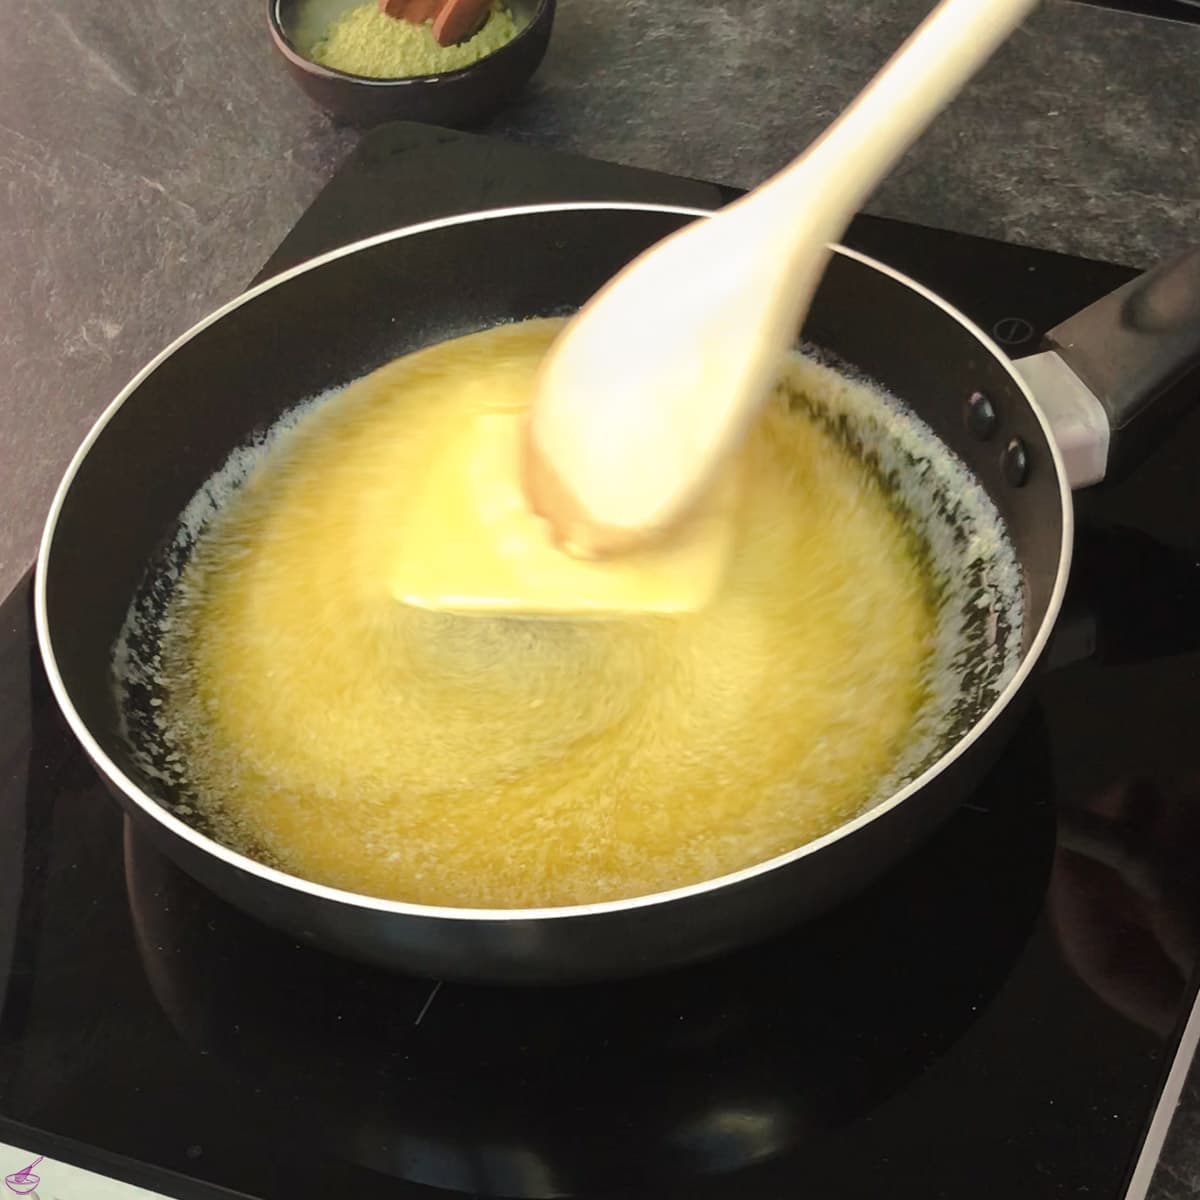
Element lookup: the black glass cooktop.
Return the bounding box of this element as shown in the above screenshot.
[1075,0,1200,22]
[3,122,1200,1200]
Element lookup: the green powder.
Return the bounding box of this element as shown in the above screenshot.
[310,3,519,78]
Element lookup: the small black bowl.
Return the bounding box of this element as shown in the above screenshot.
[268,0,555,127]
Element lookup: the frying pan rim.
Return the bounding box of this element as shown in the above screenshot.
[34,201,1074,923]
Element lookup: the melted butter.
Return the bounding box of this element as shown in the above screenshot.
[157,318,936,908]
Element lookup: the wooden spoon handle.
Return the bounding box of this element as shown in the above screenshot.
[751,0,1041,243]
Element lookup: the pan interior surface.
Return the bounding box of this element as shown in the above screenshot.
[40,208,1066,924]
[109,315,1025,910]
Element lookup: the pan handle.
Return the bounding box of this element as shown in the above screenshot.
[1014,248,1200,489]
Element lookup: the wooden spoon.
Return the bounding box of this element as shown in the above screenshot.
[524,0,1041,558]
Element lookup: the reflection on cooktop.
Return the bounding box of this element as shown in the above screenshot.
[1071,0,1200,22]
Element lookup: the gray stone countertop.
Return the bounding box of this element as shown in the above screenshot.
[1,0,1199,1193]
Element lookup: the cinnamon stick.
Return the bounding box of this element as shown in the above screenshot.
[431,0,491,45]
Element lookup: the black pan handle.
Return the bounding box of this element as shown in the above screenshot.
[1043,248,1200,479]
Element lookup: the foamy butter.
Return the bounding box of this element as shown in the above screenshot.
[113,319,1025,909]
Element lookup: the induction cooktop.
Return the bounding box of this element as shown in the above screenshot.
[3,122,1200,1200]
[1073,0,1200,22]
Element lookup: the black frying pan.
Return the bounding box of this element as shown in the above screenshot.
[33,205,1200,982]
